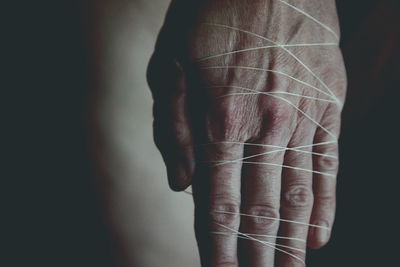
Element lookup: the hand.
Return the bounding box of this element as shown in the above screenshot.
[147,0,346,266]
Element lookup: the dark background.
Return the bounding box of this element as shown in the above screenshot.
[309,0,400,266]
[4,1,117,267]
[4,0,398,266]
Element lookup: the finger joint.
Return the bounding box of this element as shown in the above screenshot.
[241,203,280,233]
[283,184,314,208]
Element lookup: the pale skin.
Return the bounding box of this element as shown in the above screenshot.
[147,0,347,266]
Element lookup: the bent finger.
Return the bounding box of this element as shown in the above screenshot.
[148,57,194,191]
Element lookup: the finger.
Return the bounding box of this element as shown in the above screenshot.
[238,134,288,267]
[275,132,315,267]
[193,142,244,267]
[148,56,194,191]
[308,113,340,249]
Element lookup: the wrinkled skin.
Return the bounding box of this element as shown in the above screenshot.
[147,0,347,266]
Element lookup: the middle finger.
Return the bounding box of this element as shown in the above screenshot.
[238,133,289,266]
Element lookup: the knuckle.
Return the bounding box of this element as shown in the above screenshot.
[171,121,191,145]
[211,96,237,118]
[266,102,293,134]
[316,155,339,173]
[209,198,240,228]
[207,100,248,141]
[284,185,314,208]
[241,204,280,232]
[221,113,241,138]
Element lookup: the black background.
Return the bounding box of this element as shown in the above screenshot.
[4,0,399,266]
[309,0,400,266]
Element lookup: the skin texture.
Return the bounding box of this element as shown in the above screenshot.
[147,0,347,266]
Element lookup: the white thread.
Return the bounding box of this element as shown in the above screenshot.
[206,140,336,148]
[239,161,336,177]
[215,222,305,264]
[276,0,340,40]
[201,23,342,107]
[212,232,306,253]
[204,81,338,138]
[208,140,336,151]
[211,231,306,243]
[209,85,335,103]
[210,142,338,166]
[219,92,336,103]
[204,140,338,174]
[207,141,337,169]
[213,210,330,231]
[181,9,341,256]
[203,66,334,99]
[280,46,341,106]
[209,147,336,163]
[238,237,305,253]
[210,147,336,166]
[182,192,330,235]
[196,42,338,62]
[261,88,337,138]
[211,156,336,176]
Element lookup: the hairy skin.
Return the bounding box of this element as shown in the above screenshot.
[147,0,347,266]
